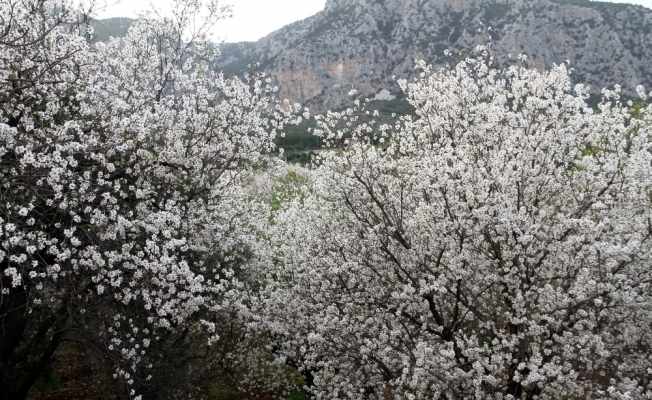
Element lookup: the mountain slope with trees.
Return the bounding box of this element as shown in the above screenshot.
[217,0,652,111]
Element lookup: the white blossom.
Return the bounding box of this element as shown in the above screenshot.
[0,0,292,396]
[251,49,652,399]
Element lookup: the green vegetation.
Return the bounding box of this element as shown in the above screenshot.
[287,390,311,400]
[209,384,239,399]
[274,97,415,154]
[366,97,415,117]
[283,151,318,166]
[270,168,313,211]
[275,119,320,152]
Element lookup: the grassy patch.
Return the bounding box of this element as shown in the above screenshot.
[287,390,311,400]
[210,383,240,399]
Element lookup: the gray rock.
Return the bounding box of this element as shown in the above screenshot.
[217,0,652,111]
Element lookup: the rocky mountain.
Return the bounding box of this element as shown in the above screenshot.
[217,0,652,111]
[90,17,135,42]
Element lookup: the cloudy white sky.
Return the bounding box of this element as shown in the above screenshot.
[96,0,327,42]
[95,0,652,43]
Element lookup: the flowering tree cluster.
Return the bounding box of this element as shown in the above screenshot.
[252,52,652,399]
[0,0,296,398]
[3,0,652,398]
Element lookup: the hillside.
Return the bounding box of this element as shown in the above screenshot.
[90,17,135,42]
[216,0,652,111]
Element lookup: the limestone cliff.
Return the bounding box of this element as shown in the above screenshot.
[217,0,652,111]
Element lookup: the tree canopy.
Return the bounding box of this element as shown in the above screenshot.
[2,1,652,399]
[251,52,652,399]
[0,0,294,398]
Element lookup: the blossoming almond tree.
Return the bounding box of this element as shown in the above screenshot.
[0,0,292,398]
[255,51,652,399]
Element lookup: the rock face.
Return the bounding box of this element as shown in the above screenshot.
[91,17,135,42]
[217,0,652,111]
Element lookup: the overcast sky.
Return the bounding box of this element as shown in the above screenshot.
[95,0,652,43]
[95,0,327,42]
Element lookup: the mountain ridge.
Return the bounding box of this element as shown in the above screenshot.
[217,0,652,111]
